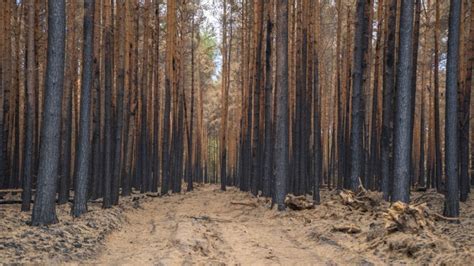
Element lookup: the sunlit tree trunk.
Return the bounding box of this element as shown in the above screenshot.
[433,0,442,192]
[110,0,126,204]
[262,0,273,198]
[250,0,264,196]
[312,0,321,203]
[220,0,229,191]
[103,0,114,208]
[408,0,421,186]
[368,0,383,191]
[162,0,176,195]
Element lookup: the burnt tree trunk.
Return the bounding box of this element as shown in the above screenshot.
[349,0,368,191]
[21,0,36,212]
[444,0,461,218]
[72,0,95,217]
[392,0,415,203]
[274,0,289,211]
[381,0,397,200]
[31,0,66,226]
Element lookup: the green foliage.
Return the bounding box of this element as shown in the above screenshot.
[199,27,218,62]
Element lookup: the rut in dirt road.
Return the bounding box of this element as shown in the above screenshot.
[94,185,379,265]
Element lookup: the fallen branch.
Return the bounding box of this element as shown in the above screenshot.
[190,215,211,221]
[285,194,314,210]
[431,212,461,222]
[188,215,233,223]
[332,224,362,234]
[230,201,258,207]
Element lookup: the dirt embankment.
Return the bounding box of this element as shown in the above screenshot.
[1,185,474,265]
[0,193,151,263]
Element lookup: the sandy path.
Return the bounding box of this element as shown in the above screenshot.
[94,185,378,265]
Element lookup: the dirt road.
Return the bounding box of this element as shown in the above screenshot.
[3,184,471,264]
[93,185,379,265]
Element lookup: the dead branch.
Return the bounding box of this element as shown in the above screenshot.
[230,201,258,207]
[285,194,314,210]
[332,224,362,234]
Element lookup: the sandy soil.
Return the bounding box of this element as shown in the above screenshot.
[92,185,382,265]
[92,185,474,265]
[1,184,474,265]
[0,192,147,263]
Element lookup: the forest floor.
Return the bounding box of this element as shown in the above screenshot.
[1,184,474,265]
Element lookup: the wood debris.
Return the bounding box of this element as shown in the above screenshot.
[230,201,258,207]
[285,194,314,210]
[339,189,381,211]
[332,224,362,234]
[383,202,434,233]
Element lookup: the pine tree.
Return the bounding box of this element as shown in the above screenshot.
[349,0,368,191]
[274,0,289,211]
[444,0,461,218]
[72,0,95,217]
[31,0,66,226]
[392,0,415,203]
[381,0,397,201]
[21,0,36,212]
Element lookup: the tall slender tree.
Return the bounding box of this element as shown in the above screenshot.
[187,6,195,192]
[220,0,229,191]
[408,0,421,184]
[349,0,368,191]
[368,0,383,190]
[460,0,473,202]
[31,0,66,226]
[312,2,322,203]
[274,0,289,211]
[250,0,264,196]
[162,0,177,195]
[91,0,102,199]
[392,0,415,203]
[58,0,75,205]
[381,0,397,200]
[72,0,95,217]
[152,0,161,193]
[103,0,114,208]
[444,0,461,218]
[21,0,36,212]
[262,0,273,198]
[112,0,126,204]
[433,0,442,191]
